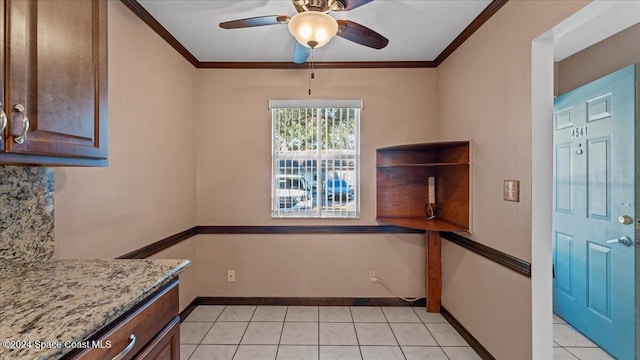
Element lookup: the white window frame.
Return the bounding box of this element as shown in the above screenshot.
[269,99,362,218]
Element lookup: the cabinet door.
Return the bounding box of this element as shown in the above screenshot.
[5,0,107,161]
[1,0,5,152]
[134,318,180,360]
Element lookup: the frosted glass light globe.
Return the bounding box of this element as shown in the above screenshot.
[288,12,338,49]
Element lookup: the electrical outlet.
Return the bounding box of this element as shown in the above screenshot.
[369,270,376,282]
[503,180,520,202]
[227,270,235,282]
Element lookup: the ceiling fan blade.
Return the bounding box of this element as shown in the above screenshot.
[293,42,311,64]
[336,20,388,49]
[219,15,290,29]
[334,0,373,11]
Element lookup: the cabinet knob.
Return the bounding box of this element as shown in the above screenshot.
[13,104,29,145]
[0,102,7,142]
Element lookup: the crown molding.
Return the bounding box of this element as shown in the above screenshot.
[119,0,199,67]
[434,0,508,66]
[197,61,437,69]
[121,0,508,69]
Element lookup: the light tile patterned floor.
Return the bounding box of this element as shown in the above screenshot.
[553,314,615,360]
[181,305,481,360]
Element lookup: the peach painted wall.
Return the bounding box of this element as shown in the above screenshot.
[150,237,197,312]
[50,1,614,356]
[558,23,640,95]
[54,0,197,270]
[195,68,438,225]
[194,68,437,297]
[436,1,588,359]
[194,234,424,298]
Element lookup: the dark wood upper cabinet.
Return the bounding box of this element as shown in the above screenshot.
[1,0,107,166]
[0,0,5,153]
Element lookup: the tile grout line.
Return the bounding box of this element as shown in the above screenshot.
[348,306,365,360]
[559,346,581,360]
[318,306,320,360]
[275,306,288,360]
[346,306,362,360]
[197,305,223,354]
[231,305,258,360]
[347,306,362,359]
[553,317,612,360]
[381,307,408,360]
[317,306,321,360]
[410,306,453,360]
[411,307,442,347]
[184,305,227,359]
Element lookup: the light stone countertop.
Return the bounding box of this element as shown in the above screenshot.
[0,258,190,360]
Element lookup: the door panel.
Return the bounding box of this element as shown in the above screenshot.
[587,93,612,122]
[586,241,611,319]
[553,64,636,360]
[555,107,573,130]
[555,143,573,213]
[554,232,574,298]
[586,136,610,220]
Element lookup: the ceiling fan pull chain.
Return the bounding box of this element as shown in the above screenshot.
[308,48,315,96]
[311,47,315,79]
[308,58,311,96]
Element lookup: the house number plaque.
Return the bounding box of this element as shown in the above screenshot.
[571,125,588,139]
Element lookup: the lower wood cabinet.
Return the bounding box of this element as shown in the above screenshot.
[68,280,180,360]
[135,317,180,360]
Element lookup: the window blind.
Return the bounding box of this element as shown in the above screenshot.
[270,100,361,218]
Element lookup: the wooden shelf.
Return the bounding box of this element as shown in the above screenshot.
[376,141,470,231]
[376,162,469,169]
[377,217,469,232]
[376,141,470,313]
[377,141,470,152]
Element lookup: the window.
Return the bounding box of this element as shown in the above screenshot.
[270,99,361,218]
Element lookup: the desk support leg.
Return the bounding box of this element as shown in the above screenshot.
[426,230,441,313]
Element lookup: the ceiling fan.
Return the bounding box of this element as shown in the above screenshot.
[219,0,389,64]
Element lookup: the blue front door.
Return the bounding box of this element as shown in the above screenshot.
[553,64,637,359]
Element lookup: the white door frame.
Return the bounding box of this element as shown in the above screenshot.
[531,2,640,359]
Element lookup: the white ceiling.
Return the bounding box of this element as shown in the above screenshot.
[137,0,492,63]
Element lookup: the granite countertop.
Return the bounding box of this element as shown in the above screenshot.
[0,258,190,360]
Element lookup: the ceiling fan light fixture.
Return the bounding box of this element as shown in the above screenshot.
[288,11,338,49]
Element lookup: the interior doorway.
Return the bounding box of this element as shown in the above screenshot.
[531,2,640,359]
[553,64,637,359]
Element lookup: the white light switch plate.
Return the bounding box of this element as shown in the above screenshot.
[504,180,520,202]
